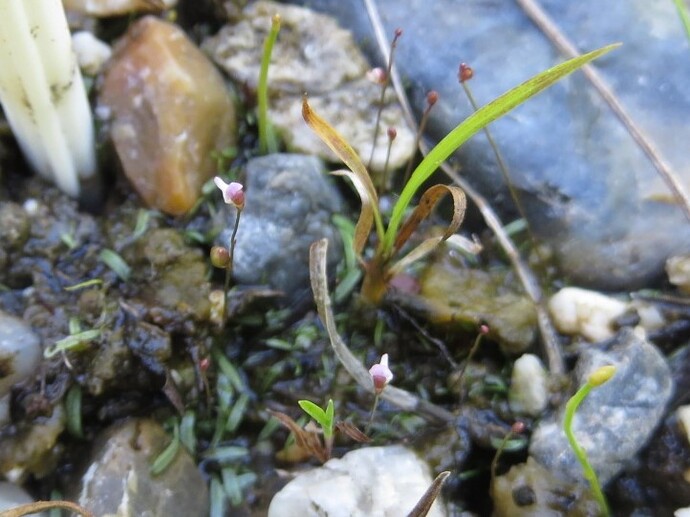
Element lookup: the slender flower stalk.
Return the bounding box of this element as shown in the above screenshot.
[402,90,438,185]
[366,353,393,434]
[378,126,397,194]
[367,28,402,170]
[213,177,245,326]
[0,0,97,198]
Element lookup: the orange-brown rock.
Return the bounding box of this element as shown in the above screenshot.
[99,16,236,215]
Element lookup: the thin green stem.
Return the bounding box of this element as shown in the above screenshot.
[365,392,380,435]
[461,81,547,264]
[368,30,401,170]
[258,14,281,154]
[222,210,242,326]
[564,382,610,517]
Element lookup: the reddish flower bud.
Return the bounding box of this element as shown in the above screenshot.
[369,354,393,394]
[387,127,397,141]
[426,90,439,106]
[459,63,474,83]
[210,246,231,268]
[511,421,526,434]
[479,324,490,335]
[200,357,211,372]
[366,67,387,85]
[394,28,403,38]
[214,177,245,210]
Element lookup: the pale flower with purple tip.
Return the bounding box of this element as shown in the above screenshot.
[214,176,245,210]
[369,354,393,394]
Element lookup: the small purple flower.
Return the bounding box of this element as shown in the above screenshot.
[214,177,245,210]
[369,354,393,394]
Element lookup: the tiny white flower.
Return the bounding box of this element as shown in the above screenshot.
[369,354,393,394]
[214,177,245,210]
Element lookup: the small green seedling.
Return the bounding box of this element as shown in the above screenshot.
[270,399,369,463]
[257,13,281,154]
[298,398,335,456]
[563,364,616,517]
[303,43,619,304]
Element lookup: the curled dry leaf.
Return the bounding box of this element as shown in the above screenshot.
[388,185,466,277]
[302,97,385,243]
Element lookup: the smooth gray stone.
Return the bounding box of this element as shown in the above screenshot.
[529,329,673,485]
[218,154,343,304]
[75,419,208,517]
[288,0,690,290]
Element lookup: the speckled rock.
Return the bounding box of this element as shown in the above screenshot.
[268,445,446,517]
[76,419,208,517]
[204,1,415,177]
[99,16,236,215]
[287,0,690,291]
[398,253,537,355]
[529,329,672,485]
[492,457,599,516]
[216,154,343,304]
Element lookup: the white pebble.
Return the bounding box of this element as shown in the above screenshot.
[548,287,628,342]
[72,31,112,76]
[509,354,549,417]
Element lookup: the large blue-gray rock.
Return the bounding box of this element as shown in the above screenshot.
[529,329,672,485]
[217,154,343,304]
[289,0,690,290]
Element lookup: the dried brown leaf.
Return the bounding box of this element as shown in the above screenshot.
[335,421,372,443]
[406,471,451,517]
[302,97,384,241]
[393,184,466,255]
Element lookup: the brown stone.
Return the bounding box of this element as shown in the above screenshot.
[100,16,236,215]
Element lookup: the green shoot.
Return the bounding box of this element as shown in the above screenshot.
[150,420,181,476]
[673,0,690,45]
[304,43,619,304]
[99,248,131,281]
[298,399,335,440]
[258,14,281,154]
[382,43,620,255]
[65,384,83,439]
[44,328,100,358]
[563,365,616,517]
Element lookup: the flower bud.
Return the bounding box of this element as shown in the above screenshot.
[587,365,616,387]
[210,246,230,268]
[459,63,474,83]
[369,353,394,394]
[426,90,439,106]
[387,127,397,141]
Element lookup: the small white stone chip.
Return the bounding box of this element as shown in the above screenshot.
[509,354,549,417]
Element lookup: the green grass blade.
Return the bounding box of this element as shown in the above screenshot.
[258,14,281,154]
[298,399,328,428]
[673,0,690,44]
[383,43,620,254]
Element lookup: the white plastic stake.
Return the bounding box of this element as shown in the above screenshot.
[0,0,96,197]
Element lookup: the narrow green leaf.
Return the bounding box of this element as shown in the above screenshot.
[324,399,335,438]
[65,384,83,439]
[258,14,281,154]
[150,422,180,476]
[384,43,620,254]
[99,248,131,281]
[44,329,101,358]
[673,0,690,44]
[180,411,196,454]
[64,278,103,291]
[298,399,328,428]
